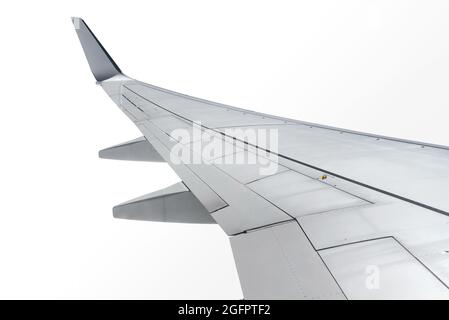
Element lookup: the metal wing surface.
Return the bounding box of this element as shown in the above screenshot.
[73,18,449,299]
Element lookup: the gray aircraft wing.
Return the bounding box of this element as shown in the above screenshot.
[72,17,449,299]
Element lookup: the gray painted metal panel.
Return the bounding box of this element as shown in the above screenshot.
[220,124,449,215]
[125,83,285,128]
[138,122,228,213]
[248,170,368,218]
[277,157,390,204]
[113,182,215,224]
[188,134,239,161]
[99,136,164,162]
[211,205,290,236]
[299,201,449,290]
[151,115,193,134]
[230,221,345,299]
[189,159,290,234]
[299,202,448,250]
[397,225,449,288]
[319,238,449,299]
[216,151,288,184]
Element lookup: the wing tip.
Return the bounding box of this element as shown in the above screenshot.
[71,17,83,29]
[71,17,123,82]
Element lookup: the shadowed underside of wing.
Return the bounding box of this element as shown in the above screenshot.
[73,17,449,299]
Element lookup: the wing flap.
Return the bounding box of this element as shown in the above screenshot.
[230,220,345,299]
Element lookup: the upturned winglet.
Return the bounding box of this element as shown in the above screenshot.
[71,17,122,82]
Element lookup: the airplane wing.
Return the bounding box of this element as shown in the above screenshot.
[72,17,449,299]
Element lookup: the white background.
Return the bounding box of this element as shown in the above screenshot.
[1,0,449,299]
